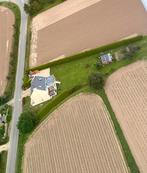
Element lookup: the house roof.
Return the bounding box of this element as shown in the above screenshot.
[31,75,56,93]
[100,53,112,63]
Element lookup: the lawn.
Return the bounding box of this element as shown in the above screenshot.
[0,151,7,173]
[51,36,147,92]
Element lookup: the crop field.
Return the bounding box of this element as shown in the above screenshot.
[105,61,147,173]
[0,6,14,96]
[23,94,128,173]
[30,0,147,67]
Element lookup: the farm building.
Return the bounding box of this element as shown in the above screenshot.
[100,53,113,64]
[30,69,60,106]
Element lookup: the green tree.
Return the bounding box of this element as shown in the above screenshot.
[17,111,36,134]
[89,72,105,90]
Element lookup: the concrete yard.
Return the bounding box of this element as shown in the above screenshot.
[30,0,147,67]
[23,94,128,173]
[0,7,14,96]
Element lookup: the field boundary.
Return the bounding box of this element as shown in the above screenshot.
[30,35,143,71]
[99,89,140,173]
[0,2,21,105]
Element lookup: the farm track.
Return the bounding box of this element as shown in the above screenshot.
[105,61,147,173]
[24,94,128,173]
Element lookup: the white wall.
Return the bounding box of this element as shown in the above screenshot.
[141,0,147,11]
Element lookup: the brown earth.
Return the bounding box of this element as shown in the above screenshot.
[0,7,14,96]
[105,61,147,173]
[23,94,128,173]
[30,0,147,67]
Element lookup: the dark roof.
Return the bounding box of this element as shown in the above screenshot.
[100,53,112,63]
[31,75,56,93]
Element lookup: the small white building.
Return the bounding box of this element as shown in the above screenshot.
[100,53,113,64]
[30,69,60,106]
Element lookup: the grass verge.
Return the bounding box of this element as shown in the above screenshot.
[0,151,7,173]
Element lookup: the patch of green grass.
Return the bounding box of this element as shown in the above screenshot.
[16,134,28,173]
[0,151,7,173]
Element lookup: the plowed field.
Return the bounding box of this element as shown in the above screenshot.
[105,61,147,173]
[0,7,14,95]
[30,0,147,67]
[23,94,128,173]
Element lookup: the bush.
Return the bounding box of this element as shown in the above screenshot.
[89,72,105,90]
[17,111,36,134]
[24,0,62,16]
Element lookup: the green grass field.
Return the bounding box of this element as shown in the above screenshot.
[0,151,7,173]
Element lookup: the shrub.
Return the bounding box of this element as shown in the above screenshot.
[17,111,36,134]
[89,72,105,90]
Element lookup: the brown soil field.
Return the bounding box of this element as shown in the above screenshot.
[23,94,129,173]
[30,0,147,67]
[0,7,14,96]
[105,61,147,173]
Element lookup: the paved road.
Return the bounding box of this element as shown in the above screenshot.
[0,0,28,173]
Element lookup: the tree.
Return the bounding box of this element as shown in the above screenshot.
[17,111,36,134]
[89,72,105,90]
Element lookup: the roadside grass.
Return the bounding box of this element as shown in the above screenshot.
[0,151,7,173]
[0,2,21,105]
[16,36,147,173]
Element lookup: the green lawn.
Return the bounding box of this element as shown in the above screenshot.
[51,36,147,93]
[0,151,7,173]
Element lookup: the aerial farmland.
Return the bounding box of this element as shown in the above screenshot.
[105,61,147,173]
[23,94,129,173]
[0,7,14,96]
[30,0,147,67]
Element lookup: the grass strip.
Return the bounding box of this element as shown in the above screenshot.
[98,89,140,173]
[0,151,7,173]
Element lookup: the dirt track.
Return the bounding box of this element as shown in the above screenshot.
[0,7,14,96]
[105,61,147,173]
[30,0,147,67]
[23,94,128,173]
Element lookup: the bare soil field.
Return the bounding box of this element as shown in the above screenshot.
[105,61,147,173]
[30,0,147,67]
[23,94,128,173]
[0,7,14,96]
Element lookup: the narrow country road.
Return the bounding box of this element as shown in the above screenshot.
[0,0,28,173]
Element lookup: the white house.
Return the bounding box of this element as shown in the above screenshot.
[30,69,60,106]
